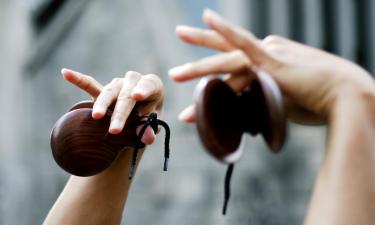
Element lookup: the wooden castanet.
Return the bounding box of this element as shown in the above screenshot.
[195,70,287,164]
[50,101,142,176]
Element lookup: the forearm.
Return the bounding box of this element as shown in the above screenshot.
[305,89,375,225]
[43,148,144,225]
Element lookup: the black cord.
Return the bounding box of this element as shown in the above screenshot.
[222,163,234,215]
[128,122,148,179]
[128,112,171,179]
[157,119,170,171]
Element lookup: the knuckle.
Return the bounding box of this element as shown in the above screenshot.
[231,49,245,58]
[117,93,131,101]
[143,74,162,86]
[103,85,114,93]
[265,44,285,54]
[263,35,283,45]
[111,77,121,83]
[125,71,142,80]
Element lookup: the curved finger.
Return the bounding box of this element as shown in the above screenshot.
[176,25,234,52]
[136,126,156,145]
[131,74,164,102]
[61,68,103,98]
[109,71,142,134]
[224,71,253,92]
[203,9,278,71]
[169,50,250,82]
[92,78,123,119]
[178,104,196,123]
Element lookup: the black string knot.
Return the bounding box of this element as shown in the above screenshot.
[128,112,171,179]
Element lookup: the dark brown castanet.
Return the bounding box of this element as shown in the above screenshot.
[50,101,142,176]
[195,71,287,164]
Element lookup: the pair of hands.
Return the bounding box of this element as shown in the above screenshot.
[63,9,375,145]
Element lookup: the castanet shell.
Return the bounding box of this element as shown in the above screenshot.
[50,101,141,176]
[195,70,286,164]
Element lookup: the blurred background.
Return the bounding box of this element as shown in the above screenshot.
[0,0,374,225]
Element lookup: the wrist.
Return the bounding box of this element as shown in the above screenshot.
[330,79,375,126]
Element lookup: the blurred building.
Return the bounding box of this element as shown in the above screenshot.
[0,0,373,225]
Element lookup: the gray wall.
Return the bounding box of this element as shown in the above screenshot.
[2,0,373,224]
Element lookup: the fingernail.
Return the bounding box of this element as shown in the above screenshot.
[109,119,122,133]
[61,68,68,74]
[203,8,222,21]
[168,64,191,78]
[92,107,106,119]
[61,68,78,80]
[132,87,144,96]
[178,107,192,121]
[176,25,193,35]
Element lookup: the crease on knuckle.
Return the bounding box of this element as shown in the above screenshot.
[117,94,131,101]
[103,86,114,93]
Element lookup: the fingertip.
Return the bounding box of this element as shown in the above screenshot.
[108,119,125,134]
[137,126,156,145]
[202,8,214,24]
[175,25,186,34]
[178,116,195,124]
[61,68,78,81]
[92,111,104,119]
[176,25,192,36]
[203,8,224,29]
[178,105,196,123]
[108,127,121,135]
[168,64,192,80]
[131,91,145,101]
[108,128,121,135]
[61,68,68,75]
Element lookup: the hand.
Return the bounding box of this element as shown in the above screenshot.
[61,69,164,145]
[169,9,375,125]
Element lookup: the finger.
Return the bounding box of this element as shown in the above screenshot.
[131,74,164,102]
[92,78,123,119]
[178,104,196,123]
[109,71,142,134]
[224,71,253,92]
[176,25,235,52]
[136,126,156,145]
[203,9,278,71]
[169,50,250,82]
[61,68,103,98]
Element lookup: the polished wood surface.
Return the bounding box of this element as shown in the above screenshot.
[50,101,141,176]
[195,71,287,164]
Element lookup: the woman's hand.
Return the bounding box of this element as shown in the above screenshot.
[61,69,164,144]
[169,9,375,124]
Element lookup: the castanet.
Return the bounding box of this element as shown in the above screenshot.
[194,69,287,214]
[195,70,286,162]
[50,101,142,176]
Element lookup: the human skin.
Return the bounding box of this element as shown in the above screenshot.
[169,9,375,225]
[43,70,164,225]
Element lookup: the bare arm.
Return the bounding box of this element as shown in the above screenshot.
[305,91,375,225]
[43,149,144,225]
